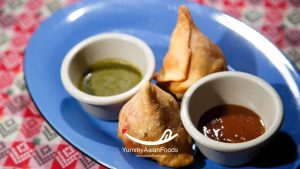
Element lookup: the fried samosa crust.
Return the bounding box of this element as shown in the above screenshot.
[118,82,194,168]
[156,5,227,99]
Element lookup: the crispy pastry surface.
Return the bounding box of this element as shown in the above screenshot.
[118,82,194,168]
[156,5,227,99]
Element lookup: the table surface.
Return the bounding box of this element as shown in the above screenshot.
[0,0,299,168]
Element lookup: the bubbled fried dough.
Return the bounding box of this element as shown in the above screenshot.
[155,5,227,99]
[118,82,194,168]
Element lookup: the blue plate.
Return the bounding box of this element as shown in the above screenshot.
[24,0,300,168]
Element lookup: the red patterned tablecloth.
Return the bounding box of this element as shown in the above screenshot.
[0,0,299,168]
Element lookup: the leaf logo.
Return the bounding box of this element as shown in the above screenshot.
[122,129,178,146]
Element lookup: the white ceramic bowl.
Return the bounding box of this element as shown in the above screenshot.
[61,33,155,120]
[181,71,283,166]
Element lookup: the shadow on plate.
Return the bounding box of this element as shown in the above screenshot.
[190,132,297,169]
[60,97,122,147]
[185,147,206,169]
[250,131,297,168]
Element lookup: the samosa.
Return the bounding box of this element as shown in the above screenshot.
[118,82,194,168]
[156,5,227,99]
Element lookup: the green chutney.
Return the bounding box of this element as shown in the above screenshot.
[78,59,142,96]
